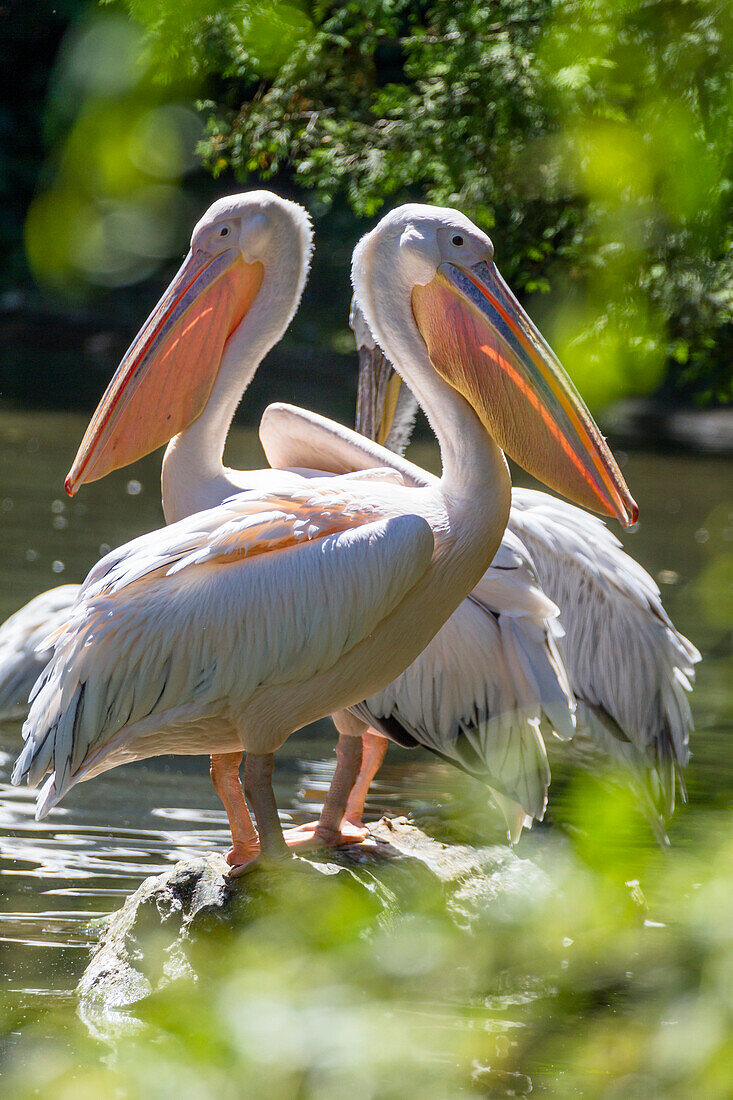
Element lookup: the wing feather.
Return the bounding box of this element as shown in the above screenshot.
[353,561,572,828]
[0,586,80,714]
[14,487,433,819]
[510,488,700,815]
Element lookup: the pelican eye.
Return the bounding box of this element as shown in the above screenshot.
[451,234,464,247]
[219,226,230,237]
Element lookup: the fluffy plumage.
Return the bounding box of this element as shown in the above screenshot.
[0,586,79,715]
[509,490,699,829]
[13,479,435,821]
[261,404,577,839]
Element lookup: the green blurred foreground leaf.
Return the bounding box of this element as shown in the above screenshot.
[3,780,733,1098]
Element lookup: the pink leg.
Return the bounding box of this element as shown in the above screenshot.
[343,730,388,829]
[284,714,370,851]
[210,752,259,867]
[228,751,291,876]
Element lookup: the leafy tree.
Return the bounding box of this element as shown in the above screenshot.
[112,0,733,406]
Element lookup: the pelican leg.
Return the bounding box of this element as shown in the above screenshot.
[314,733,364,843]
[210,752,259,866]
[284,724,369,850]
[229,752,290,875]
[343,730,389,830]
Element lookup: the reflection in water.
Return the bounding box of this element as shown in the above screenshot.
[0,406,730,1005]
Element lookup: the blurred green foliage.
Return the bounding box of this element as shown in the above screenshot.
[100,0,732,407]
[23,13,206,293]
[12,0,732,408]
[2,783,733,1097]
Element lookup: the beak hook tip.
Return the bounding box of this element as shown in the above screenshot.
[64,474,75,498]
[619,497,638,527]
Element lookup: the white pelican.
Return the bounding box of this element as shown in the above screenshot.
[0,190,313,712]
[0,193,574,846]
[261,305,699,842]
[11,201,635,869]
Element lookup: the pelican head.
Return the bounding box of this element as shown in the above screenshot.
[66,191,313,495]
[352,204,637,526]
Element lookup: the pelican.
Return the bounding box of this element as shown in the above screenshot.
[0,190,314,714]
[262,305,699,842]
[0,193,575,846]
[12,201,635,869]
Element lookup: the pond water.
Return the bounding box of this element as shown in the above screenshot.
[0,405,731,1093]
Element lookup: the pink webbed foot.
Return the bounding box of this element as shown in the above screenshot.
[342,813,369,840]
[226,842,259,867]
[282,819,371,852]
[225,842,260,876]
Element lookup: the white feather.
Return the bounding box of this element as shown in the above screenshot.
[14,481,434,819]
[0,586,79,714]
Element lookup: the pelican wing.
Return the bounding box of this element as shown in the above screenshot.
[509,488,700,817]
[354,528,575,830]
[0,586,80,715]
[259,403,427,486]
[14,483,434,819]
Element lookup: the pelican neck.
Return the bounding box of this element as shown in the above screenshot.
[161,224,309,522]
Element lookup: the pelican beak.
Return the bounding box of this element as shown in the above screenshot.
[354,333,419,456]
[355,341,403,446]
[412,260,637,525]
[65,249,264,494]
[375,373,403,448]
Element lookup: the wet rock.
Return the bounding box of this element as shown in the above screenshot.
[78,854,229,1011]
[77,816,547,1029]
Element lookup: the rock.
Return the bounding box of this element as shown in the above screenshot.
[78,854,229,1011]
[77,816,548,1035]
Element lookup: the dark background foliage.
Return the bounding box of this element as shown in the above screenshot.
[2,0,731,417]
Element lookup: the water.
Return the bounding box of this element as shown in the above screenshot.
[0,405,731,1020]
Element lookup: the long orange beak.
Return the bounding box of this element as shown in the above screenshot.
[412,260,637,525]
[65,248,263,494]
